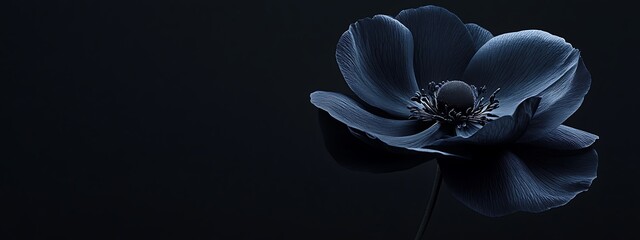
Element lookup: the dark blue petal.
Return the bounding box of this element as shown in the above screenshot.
[406,147,465,158]
[439,148,598,217]
[396,6,476,88]
[373,122,444,148]
[433,97,540,146]
[310,91,421,136]
[520,58,592,141]
[463,30,580,117]
[337,15,419,117]
[524,125,598,150]
[317,111,432,173]
[467,97,539,144]
[466,23,493,51]
[455,123,482,138]
[400,96,536,156]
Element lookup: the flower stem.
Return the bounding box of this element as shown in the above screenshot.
[414,164,442,240]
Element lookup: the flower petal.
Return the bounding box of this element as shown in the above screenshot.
[524,125,598,150]
[455,123,482,138]
[373,122,445,148]
[406,147,465,158]
[520,58,592,141]
[463,30,580,116]
[396,6,476,88]
[433,97,540,146]
[466,23,493,51]
[337,15,419,117]
[438,148,598,217]
[310,91,421,136]
[317,111,431,173]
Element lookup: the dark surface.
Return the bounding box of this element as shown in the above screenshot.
[1,0,637,239]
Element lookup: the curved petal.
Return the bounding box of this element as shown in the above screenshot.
[396,6,476,88]
[520,57,592,141]
[432,96,540,146]
[524,125,598,150]
[317,111,432,173]
[373,122,445,148]
[406,147,464,158]
[463,30,580,116]
[466,23,493,51]
[455,123,482,138]
[310,91,421,136]
[438,148,598,217]
[337,15,419,117]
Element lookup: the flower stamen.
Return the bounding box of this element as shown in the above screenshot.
[408,81,501,129]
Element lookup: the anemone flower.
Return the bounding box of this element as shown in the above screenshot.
[310,5,598,238]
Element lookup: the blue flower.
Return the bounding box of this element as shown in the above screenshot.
[310,6,598,217]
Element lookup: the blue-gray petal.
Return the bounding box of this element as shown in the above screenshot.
[310,91,421,137]
[438,148,598,217]
[373,122,445,148]
[455,123,482,138]
[406,147,464,158]
[337,15,419,117]
[463,30,580,117]
[317,110,432,173]
[519,58,591,141]
[433,97,540,146]
[466,23,493,51]
[524,125,598,150]
[396,5,476,88]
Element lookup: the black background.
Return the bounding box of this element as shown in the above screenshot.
[2,0,638,239]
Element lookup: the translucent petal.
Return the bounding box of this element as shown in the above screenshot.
[396,6,476,88]
[439,148,598,217]
[463,30,580,117]
[336,15,419,117]
[310,91,421,136]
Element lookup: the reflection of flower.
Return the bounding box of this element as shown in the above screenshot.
[310,5,598,217]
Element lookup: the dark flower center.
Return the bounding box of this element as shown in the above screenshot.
[436,80,476,112]
[408,80,501,128]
